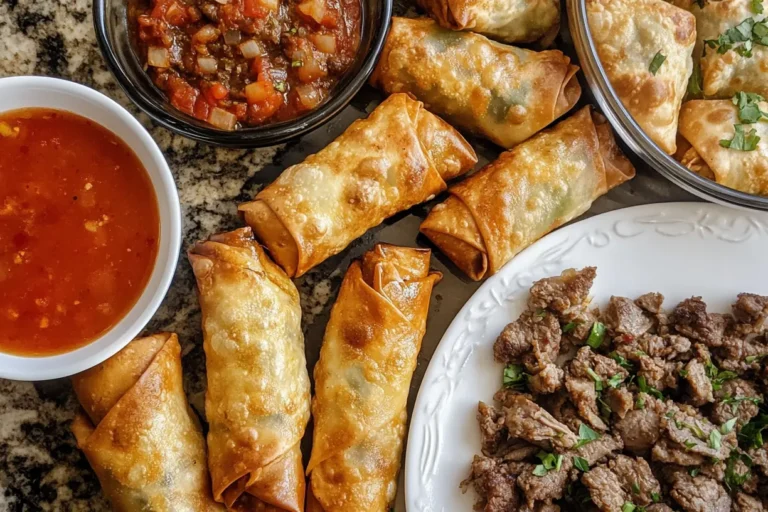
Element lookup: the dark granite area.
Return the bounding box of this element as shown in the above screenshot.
[0,0,695,510]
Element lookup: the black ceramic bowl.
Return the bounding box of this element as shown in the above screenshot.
[93,0,392,147]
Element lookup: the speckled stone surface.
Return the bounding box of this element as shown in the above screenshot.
[0,0,696,510]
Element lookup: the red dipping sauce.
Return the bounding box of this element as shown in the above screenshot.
[0,108,160,356]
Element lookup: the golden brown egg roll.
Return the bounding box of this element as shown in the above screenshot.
[188,228,310,512]
[237,92,476,278]
[587,0,696,154]
[693,0,768,98]
[417,0,560,44]
[677,99,768,195]
[71,333,224,512]
[420,106,636,280]
[369,17,581,149]
[306,244,441,512]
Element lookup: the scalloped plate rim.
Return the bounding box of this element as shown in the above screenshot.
[405,201,768,512]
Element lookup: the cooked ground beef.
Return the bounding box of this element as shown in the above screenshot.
[465,268,768,512]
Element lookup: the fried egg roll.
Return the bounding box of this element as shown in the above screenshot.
[420,107,636,280]
[306,244,441,511]
[677,99,768,195]
[188,228,310,511]
[417,0,560,44]
[238,92,476,278]
[71,333,224,512]
[369,17,581,149]
[587,0,696,154]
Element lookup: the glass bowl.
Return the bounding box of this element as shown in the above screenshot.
[93,0,392,148]
[567,0,768,211]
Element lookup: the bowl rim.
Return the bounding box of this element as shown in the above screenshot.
[92,0,393,148]
[567,0,768,211]
[0,75,181,381]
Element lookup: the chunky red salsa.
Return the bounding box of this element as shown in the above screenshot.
[133,0,362,130]
[0,109,159,356]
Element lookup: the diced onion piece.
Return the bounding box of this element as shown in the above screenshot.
[239,39,262,59]
[208,107,237,130]
[295,84,323,110]
[309,33,336,53]
[223,29,242,45]
[213,0,229,4]
[197,56,218,74]
[245,81,274,104]
[297,0,326,23]
[296,54,326,83]
[193,24,220,43]
[147,46,171,68]
[165,2,188,25]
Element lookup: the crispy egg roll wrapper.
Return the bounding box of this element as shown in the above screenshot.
[693,0,768,98]
[71,333,224,512]
[417,0,560,44]
[369,17,581,149]
[306,244,442,511]
[587,0,696,154]
[420,107,635,280]
[238,93,476,278]
[678,100,768,195]
[188,228,310,512]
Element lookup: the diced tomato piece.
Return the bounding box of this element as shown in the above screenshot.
[250,55,271,81]
[242,0,268,18]
[231,102,248,121]
[150,0,188,25]
[167,76,198,116]
[165,2,189,25]
[193,96,211,121]
[205,82,229,103]
[248,92,283,124]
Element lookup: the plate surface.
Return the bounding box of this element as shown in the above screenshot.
[405,202,768,512]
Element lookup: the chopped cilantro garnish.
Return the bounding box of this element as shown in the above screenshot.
[688,62,704,97]
[586,368,604,391]
[637,375,664,399]
[689,467,700,477]
[635,395,646,410]
[732,91,768,123]
[631,482,641,495]
[586,322,606,349]
[709,428,722,450]
[651,492,661,503]
[649,51,666,75]
[754,0,764,14]
[573,456,590,472]
[679,368,689,378]
[607,374,625,389]
[739,413,768,449]
[562,321,579,333]
[533,451,563,476]
[746,354,768,364]
[722,395,763,413]
[722,417,738,434]
[705,361,739,390]
[720,124,761,151]
[684,440,697,450]
[274,81,286,93]
[503,364,529,391]
[725,451,753,491]
[610,352,634,370]
[574,423,602,449]
[622,502,636,512]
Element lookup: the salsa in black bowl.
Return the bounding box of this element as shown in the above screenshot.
[94,0,392,146]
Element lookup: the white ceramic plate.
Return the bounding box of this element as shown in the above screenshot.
[405,202,768,512]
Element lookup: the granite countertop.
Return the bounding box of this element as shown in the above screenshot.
[0,0,696,510]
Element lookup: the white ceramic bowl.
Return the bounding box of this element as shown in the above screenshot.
[0,76,181,381]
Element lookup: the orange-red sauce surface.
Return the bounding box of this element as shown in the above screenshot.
[0,108,160,356]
